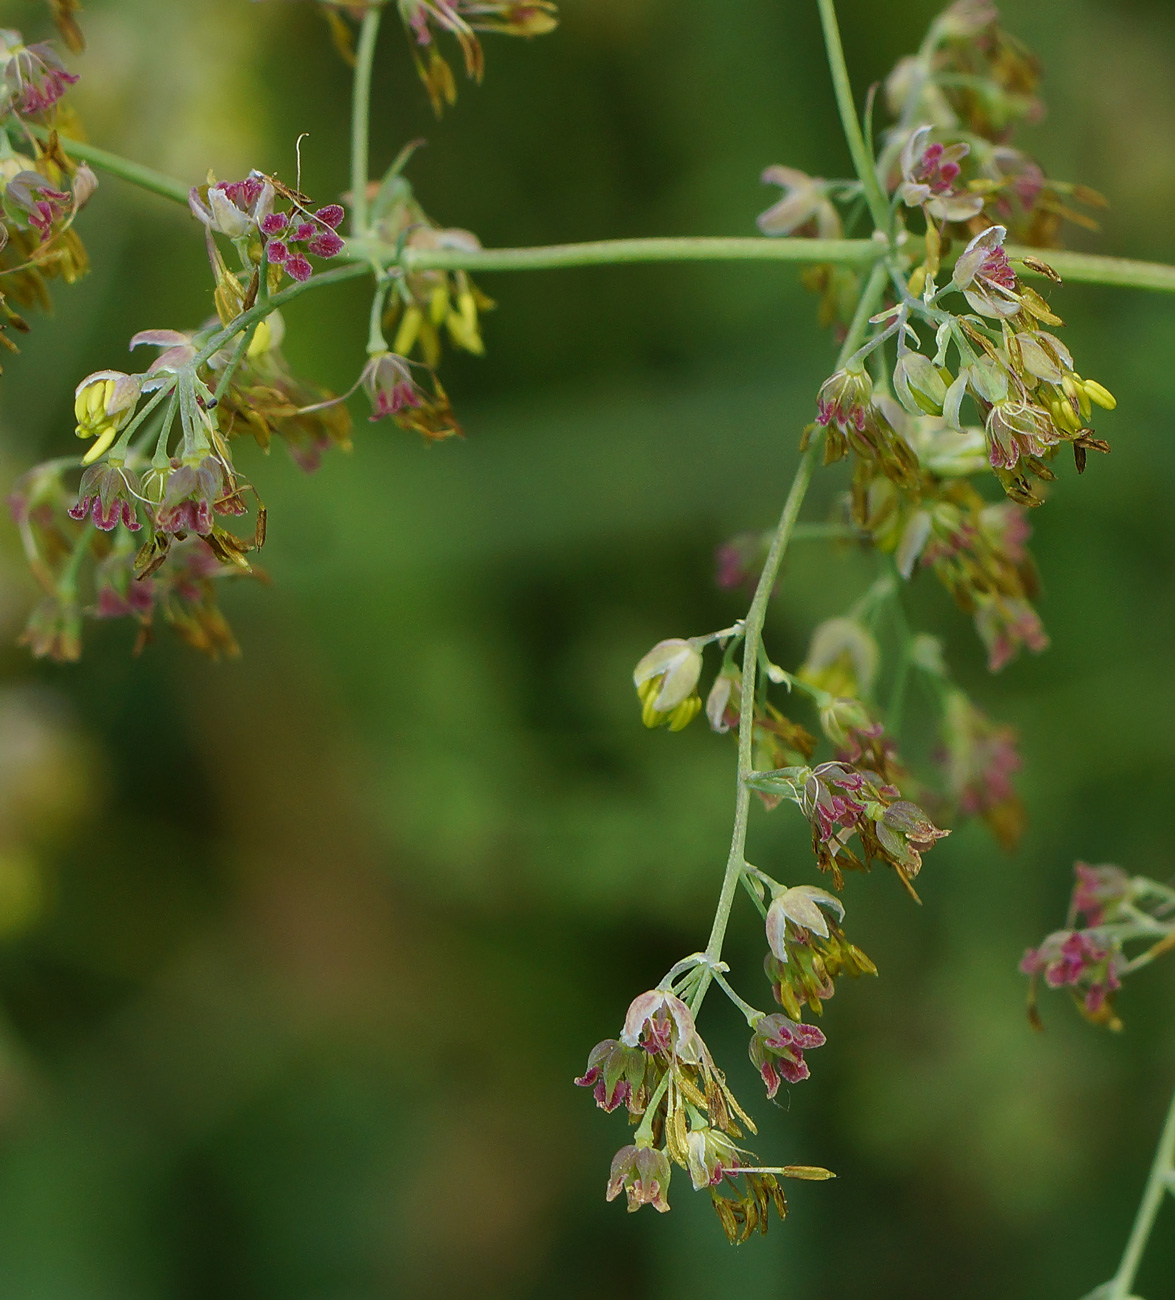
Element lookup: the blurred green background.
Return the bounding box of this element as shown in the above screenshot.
[0,0,1171,1295]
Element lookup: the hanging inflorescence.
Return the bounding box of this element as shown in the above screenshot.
[576,0,1173,1242]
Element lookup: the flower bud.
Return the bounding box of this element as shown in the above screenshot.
[606,1144,671,1213]
[633,638,703,731]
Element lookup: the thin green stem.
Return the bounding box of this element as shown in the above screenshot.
[1106,1080,1175,1300]
[816,0,891,236]
[386,236,885,273]
[350,5,383,237]
[212,325,259,404]
[192,262,370,371]
[21,126,1175,296]
[23,125,1175,298]
[1009,246,1175,295]
[690,257,891,1015]
[57,521,95,598]
[366,277,391,355]
[26,125,190,206]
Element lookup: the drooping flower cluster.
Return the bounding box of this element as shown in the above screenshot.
[1022,863,1175,1031]
[576,986,832,1241]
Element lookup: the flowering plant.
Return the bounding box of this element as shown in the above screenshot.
[1,0,1173,1289]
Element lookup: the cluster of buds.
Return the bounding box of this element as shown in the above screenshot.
[577,986,832,1241]
[1022,864,1175,1031]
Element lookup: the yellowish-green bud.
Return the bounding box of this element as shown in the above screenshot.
[633,637,704,732]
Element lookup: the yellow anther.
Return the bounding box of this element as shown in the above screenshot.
[74,378,115,439]
[82,425,118,465]
[666,695,701,732]
[247,317,273,358]
[1044,394,1078,433]
[393,305,423,356]
[907,265,927,298]
[428,285,449,327]
[1081,378,1117,410]
[637,677,662,729]
[636,675,700,732]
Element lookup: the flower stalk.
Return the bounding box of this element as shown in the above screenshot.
[350,4,383,238]
[691,258,890,1015]
[1103,1080,1175,1300]
[22,128,1175,292]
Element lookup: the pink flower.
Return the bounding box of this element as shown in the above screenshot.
[749,1013,827,1097]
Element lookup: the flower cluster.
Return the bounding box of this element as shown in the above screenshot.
[883,0,1105,247]
[10,296,361,661]
[576,986,832,1241]
[762,884,877,1020]
[367,165,494,366]
[0,30,93,338]
[0,27,77,117]
[937,687,1023,849]
[190,172,345,288]
[1022,863,1175,1031]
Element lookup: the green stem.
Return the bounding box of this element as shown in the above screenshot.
[366,277,391,355]
[23,127,1175,295]
[816,0,891,236]
[1106,1080,1175,1300]
[192,262,370,371]
[26,125,190,206]
[387,237,884,272]
[57,521,94,598]
[350,5,383,238]
[1009,246,1175,295]
[690,257,891,1014]
[212,325,259,404]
